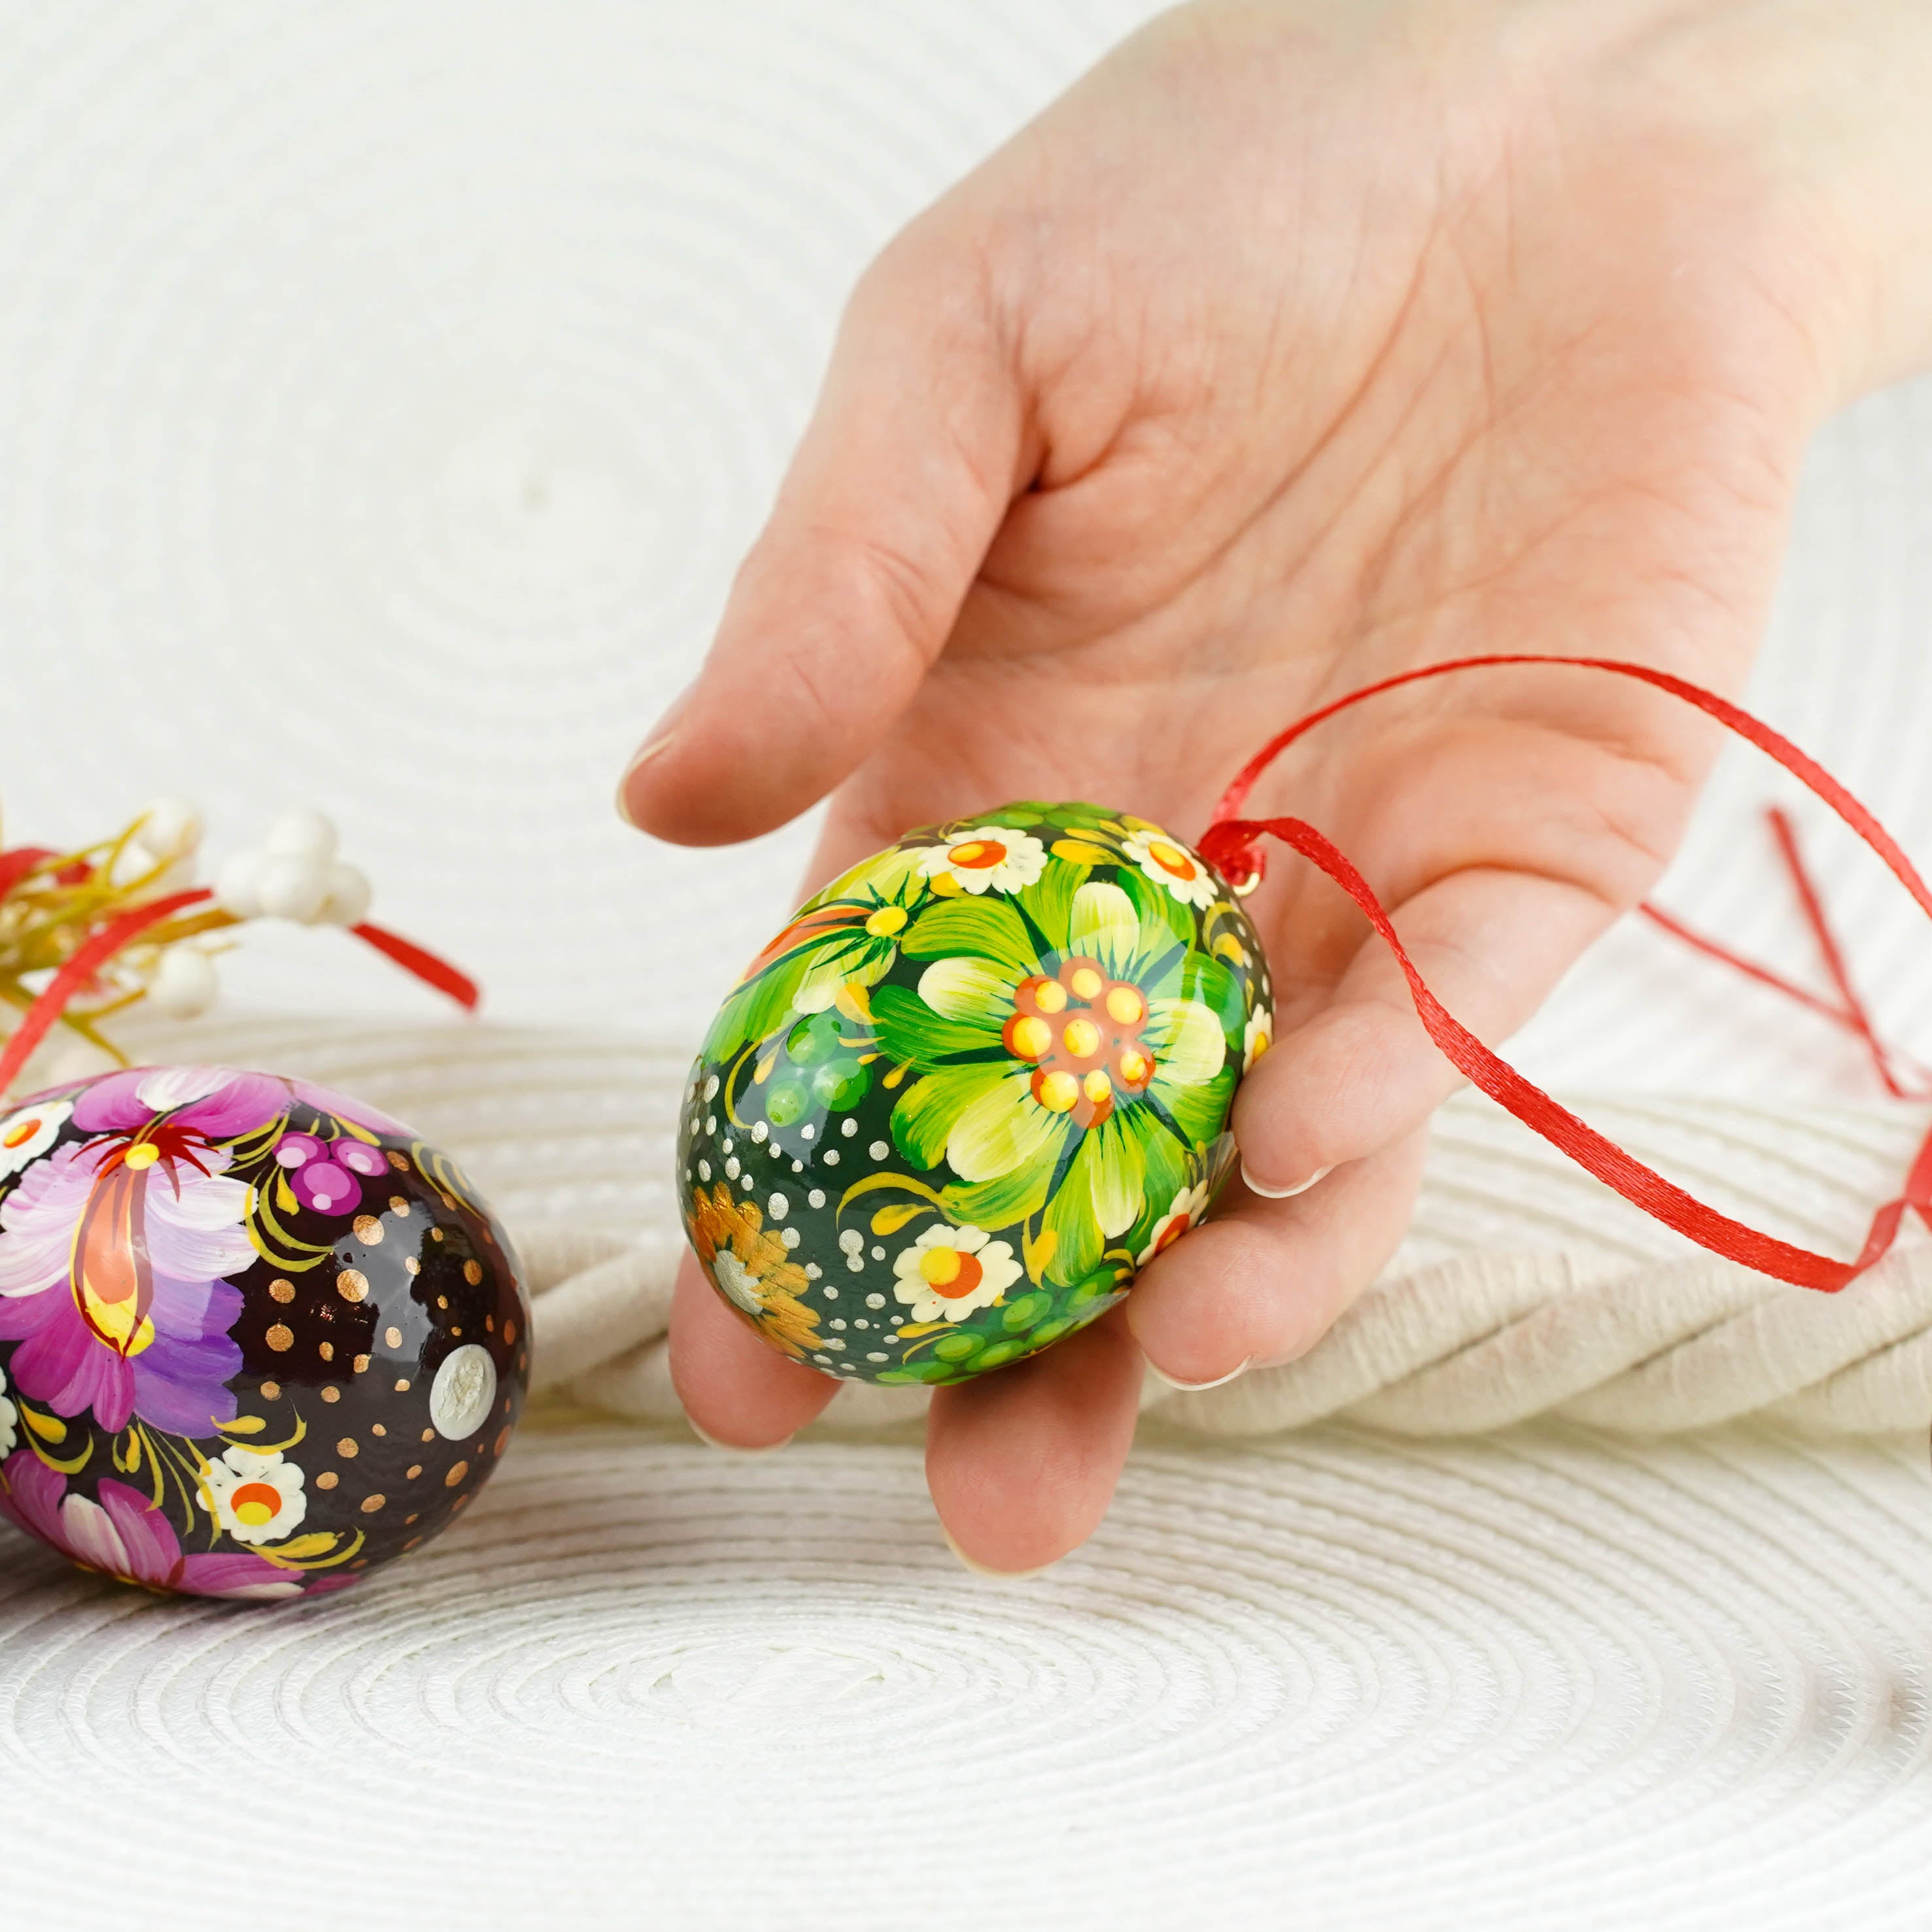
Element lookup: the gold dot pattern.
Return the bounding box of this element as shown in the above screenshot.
[269,1279,295,1304]
[463,1259,482,1286]
[353,1214,383,1243]
[360,1494,385,1514]
[321,1387,339,1404]
[336,1269,368,1303]
[266,1324,292,1353]
[445,1461,469,1487]
[315,1472,338,1491]
[337,1438,358,1458]
[385,1326,402,1349]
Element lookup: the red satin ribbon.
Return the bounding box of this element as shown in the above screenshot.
[1638,810,1932,1101]
[1196,654,1932,1294]
[0,874,479,1100]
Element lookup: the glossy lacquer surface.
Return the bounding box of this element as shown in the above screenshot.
[678,802,1272,1387]
[0,1065,528,1600]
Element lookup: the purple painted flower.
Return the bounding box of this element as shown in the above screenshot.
[273,1130,388,1216]
[0,1452,302,1600]
[0,1067,272,1436]
[69,1064,285,1141]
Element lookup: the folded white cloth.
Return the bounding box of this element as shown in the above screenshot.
[107,1013,1932,1436]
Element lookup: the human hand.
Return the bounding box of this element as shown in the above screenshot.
[621,0,1932,1570]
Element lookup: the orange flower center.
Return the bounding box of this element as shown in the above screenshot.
[1147,839,1198,881]
[946,838,1007,871]
[2,1115,45,1150]
[231,1482,283,1527]
[1152,1213,1192,1255]
[920,1247,984,1297]
[1003,956,1158,1129]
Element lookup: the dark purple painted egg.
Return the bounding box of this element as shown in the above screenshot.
[0,1065,529,1601]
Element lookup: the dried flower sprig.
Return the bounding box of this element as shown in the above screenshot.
[0,797,476,1097]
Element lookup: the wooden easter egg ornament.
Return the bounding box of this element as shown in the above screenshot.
[0,1066,529,1600]
[678,803,1269,1385]
[683,656,1932,1391]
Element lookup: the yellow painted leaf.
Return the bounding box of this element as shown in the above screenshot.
[259,1533,341,1562]
[869,1203,929,1238]
[20,1408,65,1445]
[32,1440,93,1475]
[222,1416,267,1435]
[1212,933,1250,968]
[837,1171,948,1213]
[1050,839,1114,865]
[753,1050,778,1086]
[1022,1224,1058,1285]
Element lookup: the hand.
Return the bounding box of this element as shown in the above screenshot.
[621,0,1932,1570]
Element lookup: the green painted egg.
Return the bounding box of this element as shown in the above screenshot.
[676,802,1272,1386]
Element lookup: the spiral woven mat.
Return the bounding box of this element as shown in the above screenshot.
[5,4,1932,1927]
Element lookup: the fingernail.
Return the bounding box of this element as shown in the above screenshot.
[615,686,694,827]
[688,1418,793,1455]
[1145,1356,1252,1394]
[1241,1160,1334,1201]
[941,1525,1053,1579]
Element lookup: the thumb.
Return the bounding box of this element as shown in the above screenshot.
[619,233,1029,845]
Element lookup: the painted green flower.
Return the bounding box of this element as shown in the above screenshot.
[871,862,1245,1286]
[705,859,926,1068]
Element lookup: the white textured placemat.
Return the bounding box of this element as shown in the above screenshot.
[5,1419,1932,1932]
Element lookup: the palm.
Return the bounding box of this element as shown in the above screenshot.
[627,0,1843,1571]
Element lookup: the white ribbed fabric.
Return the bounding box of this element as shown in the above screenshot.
[79,1013,1932,1439]
[5,6,1932,1929]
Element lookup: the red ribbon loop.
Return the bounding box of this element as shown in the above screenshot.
[0,890,479,1101]
[1198,654,1932,1294]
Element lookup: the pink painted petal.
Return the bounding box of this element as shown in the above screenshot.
[167,1070,287,1142]
[0,1141,103,1298]
[177,1553,305,1600]
[0,1449,71,1545]
[67,1069,158,1133]
[56,1491,136,1577]
[92,1480,186,1586]
[292,1160,360,1215]
[273,1133,326,1169]
[139,1162,255,1284]
[334,1141,388,1179]
[2,1296,136,1432]
[0,1273,70,1339]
